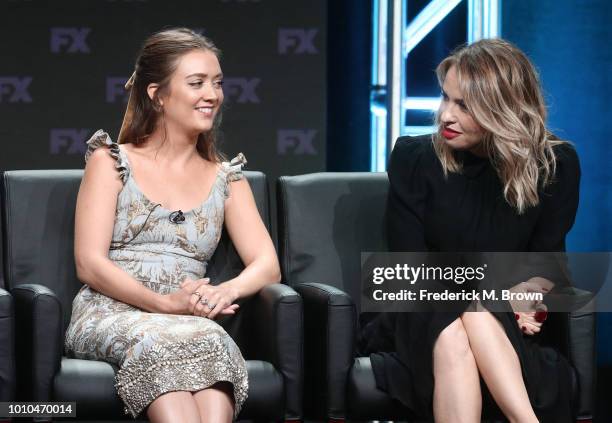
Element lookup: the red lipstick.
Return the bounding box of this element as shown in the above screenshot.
[442,128,461,140]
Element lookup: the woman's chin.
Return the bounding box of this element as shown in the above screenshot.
[444,136,482,153]
[187,122,213,135]
[444,137,468,150]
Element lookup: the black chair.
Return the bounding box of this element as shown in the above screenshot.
[277,172,595,422]
[0,287,15,406]
[0,191,16,409]
[1,169,303,422]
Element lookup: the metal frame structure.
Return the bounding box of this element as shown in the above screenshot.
[370,0,501,171]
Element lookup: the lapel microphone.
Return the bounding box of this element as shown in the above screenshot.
[169,210,185,224]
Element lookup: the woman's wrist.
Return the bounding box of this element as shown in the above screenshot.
[152,292,172,314]
[223,280,242,302]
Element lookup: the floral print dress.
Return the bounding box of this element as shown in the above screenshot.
[64,130,249,418]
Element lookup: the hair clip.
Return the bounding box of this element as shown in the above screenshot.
[125,71,136,90]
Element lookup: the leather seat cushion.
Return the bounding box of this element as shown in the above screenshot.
[53,358,283,420]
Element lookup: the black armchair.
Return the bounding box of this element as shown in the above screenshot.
[0,287,15,404]
[1,169,302,421]
[277,172,595,422]
[0,192,16,406]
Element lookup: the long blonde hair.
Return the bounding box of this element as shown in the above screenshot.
[433,39,565,214]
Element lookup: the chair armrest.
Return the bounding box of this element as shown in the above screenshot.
[243,283,303,421]
[568,288,596,420]
[11,284,63,402]
[293,282,356,420]
[0,288,16,401]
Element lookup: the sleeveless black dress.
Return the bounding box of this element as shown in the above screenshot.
[359,135,580,422]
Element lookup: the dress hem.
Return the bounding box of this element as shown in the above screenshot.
[115,334,248,419]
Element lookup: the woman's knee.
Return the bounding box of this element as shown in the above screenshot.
[147,391,199,423]
[434,319,473,367]
[193,382,235,406]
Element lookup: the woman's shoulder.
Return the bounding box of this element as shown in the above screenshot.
[220,153,247,181]
[549,141,580,185]
[389,134,437,174]
[551,141,579,168]
[84,129,130,184]
[219,153,247,199]
[393,134,435,156]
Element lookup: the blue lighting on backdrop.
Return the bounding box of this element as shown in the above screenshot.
[369,0,501,171]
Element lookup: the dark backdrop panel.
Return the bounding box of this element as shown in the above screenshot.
[326,0,371,172]
[503,0,611,255]
[0,0,326,182]
[503,1,612,420]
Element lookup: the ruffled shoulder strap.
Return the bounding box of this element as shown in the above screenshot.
[220,153,247,198]
[84,129,130,184]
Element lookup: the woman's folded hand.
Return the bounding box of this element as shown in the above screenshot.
[514,304,547,335]
[183,278,240,319]
[161,277,211,315]
[509,279,550,335]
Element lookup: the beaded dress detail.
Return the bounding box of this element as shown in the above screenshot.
[64,129,248,418]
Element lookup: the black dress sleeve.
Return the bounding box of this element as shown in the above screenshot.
[520,143,581,288]
[386,136,429,252]
[360,137,432,350]
[528,143,581,252]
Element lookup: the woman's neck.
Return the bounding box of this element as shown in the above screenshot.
[467,141,488,158]
[138,124,201,167]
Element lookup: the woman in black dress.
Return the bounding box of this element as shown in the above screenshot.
[362,39,580,422]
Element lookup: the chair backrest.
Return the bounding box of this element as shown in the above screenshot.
[1,169,83,330]
[1,169,269,332]
[277,172,388,311]
[0,191,4,290]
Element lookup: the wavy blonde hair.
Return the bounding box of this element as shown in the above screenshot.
[433,39,565,214]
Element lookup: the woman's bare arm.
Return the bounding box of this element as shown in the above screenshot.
[74,147,199,314]
[197,178,281,319]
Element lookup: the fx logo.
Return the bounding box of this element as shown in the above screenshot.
[277,130,317,155]
[49,129,90,155]
[278,28,318,55]
[223,78,260,104]
[106,77,129,103]
[50,28,91,53]
[0,77,32,103]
